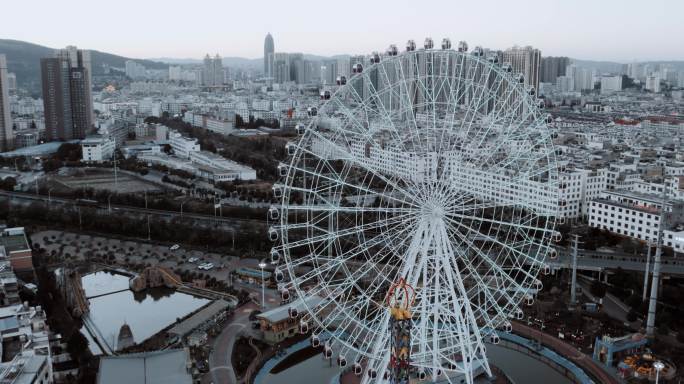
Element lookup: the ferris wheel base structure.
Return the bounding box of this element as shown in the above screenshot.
[269,37,561,384]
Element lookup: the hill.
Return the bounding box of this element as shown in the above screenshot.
[572,58,684,74]
[0,39,168,93]
[151,54,351,69]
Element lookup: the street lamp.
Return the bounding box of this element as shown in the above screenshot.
[146,214,151,241]
[258,260,267,309]
[108,194,113,214]
[653,361,665,384]
[180,200,187,217]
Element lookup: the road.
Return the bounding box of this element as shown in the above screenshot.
[512,322,619,384]
[0,190,266,227]
[206,302,258,384]
[550,249,684,276]
[203,278,280,384]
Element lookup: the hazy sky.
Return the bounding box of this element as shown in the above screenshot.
[3,0,682,62]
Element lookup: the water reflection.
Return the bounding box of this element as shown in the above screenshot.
[81,270,209,352]
[131,287,174,302]
[259,344,573,384]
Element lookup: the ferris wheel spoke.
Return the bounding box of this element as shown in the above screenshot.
[359,68,408,151]
[395,55,425,150]
[445,211,553,235]
[276,49,558,378]
[282,204,414,215]
[434,221,490,381]
[291,220,418,289]
[279,213,411,251]
[445,215,547,267]
[286,159,416,208]
[445,222,543,292]
[446,242,511,329]
[304,131,420,204]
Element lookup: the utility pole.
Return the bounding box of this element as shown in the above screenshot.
[642,240,652,302]
[146,214,151,241]
[570,235,580,308]
[647,189,667,338]
[113,154,118,190]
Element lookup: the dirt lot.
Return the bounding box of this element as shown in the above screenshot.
[50,168,161,194]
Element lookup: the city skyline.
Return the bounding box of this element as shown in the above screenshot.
[3,0,683,62]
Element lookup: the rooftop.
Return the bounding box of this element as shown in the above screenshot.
[0,229,30,254]
[97,349,192,384]
[0,352,49,384]
[167,299,232,338]
[256,295,324,324]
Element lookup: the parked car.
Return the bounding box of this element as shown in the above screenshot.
[170,244,180,251]
[198,262,214,270]
[188,257,199,263]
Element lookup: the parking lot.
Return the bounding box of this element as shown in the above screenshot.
[30,230,258,282]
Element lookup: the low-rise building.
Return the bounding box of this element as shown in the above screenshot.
[0,227,33,275]
[588,190,665,243]
[0,302,54,383]
[81,136,115,163]
[169,131,200,159]
[189,151,256,182]
[97,349,193,384]
[256,296,324,344]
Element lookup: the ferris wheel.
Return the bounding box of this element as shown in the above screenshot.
[268,38,561,384]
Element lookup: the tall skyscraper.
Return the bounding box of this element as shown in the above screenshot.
[0,55,14,152]
[264,33,275,78]
[540,56,570,83]
[202,54,223,87]
[41,46,94,141]
[502,46,541,91]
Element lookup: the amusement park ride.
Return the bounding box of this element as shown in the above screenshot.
[268,38,560,383]
[388,279,415,383]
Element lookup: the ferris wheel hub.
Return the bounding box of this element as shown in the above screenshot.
[271,46,560,384]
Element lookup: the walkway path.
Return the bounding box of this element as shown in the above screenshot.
[82,314,114,355]
[512,322,619,384]
[205,302,258,384]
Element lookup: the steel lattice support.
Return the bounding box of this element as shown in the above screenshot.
[269,42,560,384]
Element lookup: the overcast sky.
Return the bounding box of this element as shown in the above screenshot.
[2,0,682,62]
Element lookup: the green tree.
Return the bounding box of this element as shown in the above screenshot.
[590,280,607,298]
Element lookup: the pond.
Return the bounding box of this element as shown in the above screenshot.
[258,343,573,384]
[80,270,210,353]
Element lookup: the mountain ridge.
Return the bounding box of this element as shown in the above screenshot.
[0,39,169,94]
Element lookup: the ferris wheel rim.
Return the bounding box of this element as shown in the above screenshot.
[271,45,560,382]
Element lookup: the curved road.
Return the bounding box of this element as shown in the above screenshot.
[206,302,258,384]
[512,322,619,384]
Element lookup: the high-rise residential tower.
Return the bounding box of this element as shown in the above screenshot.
[0,55,14,151]
[502,46,541,91]
[540,56,570,83]
[202,54,223,87]
[264,33,275,78]
[41,46,94,141]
